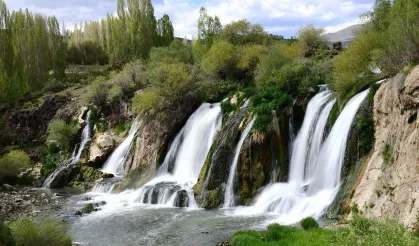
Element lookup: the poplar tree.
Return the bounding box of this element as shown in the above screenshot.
[157,14,174,46]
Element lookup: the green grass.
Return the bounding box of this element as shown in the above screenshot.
[8,217,72,246]
[230,217,418,246]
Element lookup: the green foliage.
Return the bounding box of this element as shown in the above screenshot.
[0,1,67,104]
[367,83,381,102]
[149,40,193,66]
[67,41,108,65]
[332,0,419,102]
[332,216,418,246]
[82,204,95,214]
[9,217,72,246]
[381,144,394,165]
[156,14,175,47]
[296,24,327,57]
[230,217,418,246]
[0,150,30,183]
[0,222,15,246]
[197,7,222,48]
[84,76,111,108]
[47,120,78,151]
[202,40,237,79]
[133,61,193,118]
[220,19,270,46]
[300,217,320,230]
[252,86,292,133]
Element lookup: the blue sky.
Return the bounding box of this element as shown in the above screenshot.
[4,0,374,38]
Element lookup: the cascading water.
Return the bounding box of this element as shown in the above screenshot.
[100,116,141,176]
[43,111,91,188]
[91,116,141,194]
[223,117,256,208]
[232,89,368,225]
[91,103,222,209]
[134,103,222,207]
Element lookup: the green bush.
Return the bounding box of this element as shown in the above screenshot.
[9,217,72,246]
[47,120,78,151]
[84,76,110,109]
[231,235,263,246]
[381,144,394,165]
[252,86,292,133]
[0,150,30,183]
[265,223,298,242]
[300,217,319,230]
[0,222,16,246]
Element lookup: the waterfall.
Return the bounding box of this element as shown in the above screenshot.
[288,90,332,184]
[134,103,222,207]
[223,117,256,208]
[93,103,222,208]
[43,110,91,188]
[101,116,141,176]
[232,89,368,225]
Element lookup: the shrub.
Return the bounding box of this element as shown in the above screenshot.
[300,217,319,230]
[0,150,30,183]
[47,120,78,151]
[381,144,394,165]
[0,222,16,246]
[84,76,110,109]
[264,223,298,242]
[9,217,72,246]
[252,86,292,133]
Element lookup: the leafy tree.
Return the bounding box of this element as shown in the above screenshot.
[297,24,327,58]
[202,40,237,79]
[197,7,222,47]
[157,14,174,46]
[220,19,270,45]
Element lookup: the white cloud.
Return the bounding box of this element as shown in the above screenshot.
[4,0,374,38]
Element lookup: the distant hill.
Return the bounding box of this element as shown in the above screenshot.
[325,24,362,47]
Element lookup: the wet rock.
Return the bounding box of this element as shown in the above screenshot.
[102,173,114,179]
[174,190,189,208]
[88,132,117,168]
[47,164,81,189]
[75,210,83,216]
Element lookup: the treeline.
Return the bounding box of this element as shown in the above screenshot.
[131,7,334,133]
[0,0,175,104]
[66,0,174,65]
[0,0,66,103]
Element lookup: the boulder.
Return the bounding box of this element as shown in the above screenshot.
[174,190,189,208]
[88,132,116,168]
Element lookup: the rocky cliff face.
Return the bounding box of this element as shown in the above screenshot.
[194,109,248,208]
[0,95,69,149]
[348,67,419,230]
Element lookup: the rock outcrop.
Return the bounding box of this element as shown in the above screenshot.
[348,67,419,230]
[0,95,69,149]
[88,132,117,168]
[194,109,248,208]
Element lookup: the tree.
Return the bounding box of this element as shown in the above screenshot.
[220,19,270,45]
[297,24,327,58]
[157,14,174,46]
[202,40,237,79]
[197,7,222,47]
